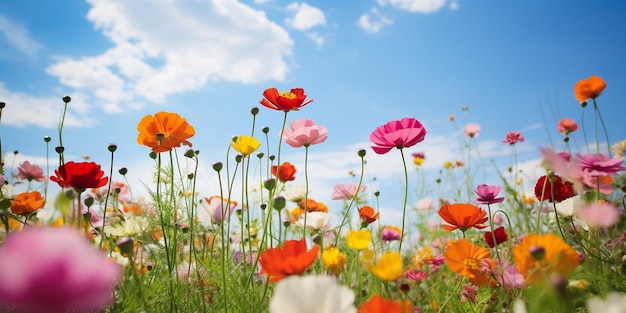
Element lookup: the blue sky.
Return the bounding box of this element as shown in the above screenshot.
[1,0,625,228]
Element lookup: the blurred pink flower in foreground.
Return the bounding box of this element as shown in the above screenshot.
[370,117,426,154]
[16,161,45,182]
[577,202,623,228]
[332,183,367,200]
[283,118,328,148]
[463,123,481,138]
[503,131,524,145]
[0,227,121,313]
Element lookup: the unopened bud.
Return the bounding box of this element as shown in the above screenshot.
[272,196,286,211]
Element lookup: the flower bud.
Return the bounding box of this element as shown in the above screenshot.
[264,178,276,190]
[184,149,195,158]
[272,196,286,211]
[262,126,270,134]
[108,144,117,152]
[116,237,134,257]
[212,162,223,172]
[0,102,5,109]
[84,197,94,208]
[55,146,65,154]
[119,167,128,175]
[62,95,71,103]
[358,149,367,158]
[149,151,157,159]
[250,107,259,116]
[530,246,545,260]
[43,136,51,142]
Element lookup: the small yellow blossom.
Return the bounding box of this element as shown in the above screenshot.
[448,115,455,121]
[413,157,424,166]
[322,246,348,276]
[443,161,453,169]
[230,135,260,156]
[346,229,372,250]
[413,246,433,268]
[369,251,404,281]
[610,139,626,158]
[361,249,376,268]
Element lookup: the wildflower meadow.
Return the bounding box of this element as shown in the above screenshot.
[0,76,625,313]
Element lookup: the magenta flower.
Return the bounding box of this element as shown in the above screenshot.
[474,184,504,205]
[381,226,402,241]
[502,131,524,145]
[370,117,427,154]
[199,196,238,224]
[463,123,481,138]
[16,161,45,182]
[331,183,367,200]
[282,118,328,148]
[0,227,121,313]
[576,153,625,176]
[577,202,623,228]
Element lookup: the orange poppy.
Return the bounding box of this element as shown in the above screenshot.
[438,203,488,232]
[137,111,195,153]
[444,238,492,286]
[358,295,412,313]
[298,198,328,213]
[272,161,296,182]
[574,75,606,102]
[358,206,379,225]
[259,239,319,282]
[259,88,314,112]
[512,233,580,285]
[10,191,45,215]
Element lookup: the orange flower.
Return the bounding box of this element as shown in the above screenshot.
[444,238,492,286]
[10,191,45,215]
[259,239,319,282]
[259,88,314,112]
[512,233,580,285]
[137,111,195,153]
[272,161,296,182]
[358,295,412,313]
[574,75,606,102]
[298,198,327,213]
[438,203,488,232]
[358,206,379,225]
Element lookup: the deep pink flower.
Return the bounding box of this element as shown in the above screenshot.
[370,117,427,154]
[474,184,505,205]
[412,152,425,159]
[502,131,524,145]
[577,202,623,228]
[405,269,427,282]
[331,183,367,200]
[282,118,328,148]
[381,226,402,241]
[16,161,45,182]
[0,227,121,313]
[576,153,625,176]
[463,123,481,138]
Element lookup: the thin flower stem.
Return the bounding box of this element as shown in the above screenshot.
[398,148,410,252]
[335,153,366,246]
[581,105,589,154]
[57,101,68,164]
[100,148,116,250]
[593,99,611,156]
[487,204,502,262]
[215,168,228,313]
[302,145,309,239]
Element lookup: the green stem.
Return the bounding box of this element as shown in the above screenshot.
[398,148,409,252]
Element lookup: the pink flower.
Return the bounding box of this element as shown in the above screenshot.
[370,117,427,154]
[463,123,481,138]
[577,202,623,228]
[331,183,367,200]
[199,196,238,224]
[283,118,328,148]
[16,161,45,182]
[540,147,584,192]
[576,153,626,176]
[416,198,433,211]
[474,184,505,205]
[502,131,524,145]
[557,118,578,135]
[0,227,121,313]
[381,226,402,241]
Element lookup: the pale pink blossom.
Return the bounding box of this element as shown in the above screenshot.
[416,198,433,211]
[16,161,45,182]
[502,131,524,145]
[463,123,481,138]
[0,227,121,313]
[199,196,238,224]
[331,183,367,200]
[474,184,504,205]
[283,118,328,148]
[540,147,584,192]
[370,117,427,154]
[577,202,623,228]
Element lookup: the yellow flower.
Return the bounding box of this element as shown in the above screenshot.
[369,251,404,281]
[413,246,433,268]
[443,161,453,169]
[346,229,372,250]
[361,249,376,268]
[230,135,260,156]
[322,246,348,276]
[512,233,579,285]
[413,157,424,166]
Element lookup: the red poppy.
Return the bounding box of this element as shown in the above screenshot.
[50,161,109,191]
[534,175,575,202]
[260,88,314,112]
[438,203,488,232]
[358,206,380,225]
[271,161,296,182]
[259,239,319,282]
[484,227,508,248]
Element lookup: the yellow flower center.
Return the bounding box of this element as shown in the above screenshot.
[464,258,480,270]
[280,91,297,99]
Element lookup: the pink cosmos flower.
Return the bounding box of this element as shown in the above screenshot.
[199,196,238,224]
[503,131,524,145]
[463,123,481,138]
[540,147,584,192]
[282,118,328,148]
[16,161,45,182]
[331,183,367,200]
[381,226,402,241]
[0,227,121,313]
[370,117,427,154]
[474,184,505,205]
[557,118,578,135]
[416,198,433,211]
[577,202,623,228]
[576,153,626,176]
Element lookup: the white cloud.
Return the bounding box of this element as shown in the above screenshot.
[307,32,325,46]
[46,0,294,113]
[285,2,327,31]
[357,8,393,34]
[377,0,448,14]
[0,83,93,128]
[449,0,459,10]
[0,14,43,59]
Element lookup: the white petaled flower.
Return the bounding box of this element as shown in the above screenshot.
[104,216,150,237]
[587,292,626,313]
[554,195,584,217]
[269,275,356,313]
[295,212,333,231]
[281,184,308,203]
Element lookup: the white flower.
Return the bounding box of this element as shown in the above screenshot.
[554,195,584,217]
[269,275,356,313]
[416,198,433,211]
[281,184,307,203]
[295,212,333,231]
[587,292,626,313]
[104,216,150,237]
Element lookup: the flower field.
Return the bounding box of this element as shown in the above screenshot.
[0,77,625,312]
